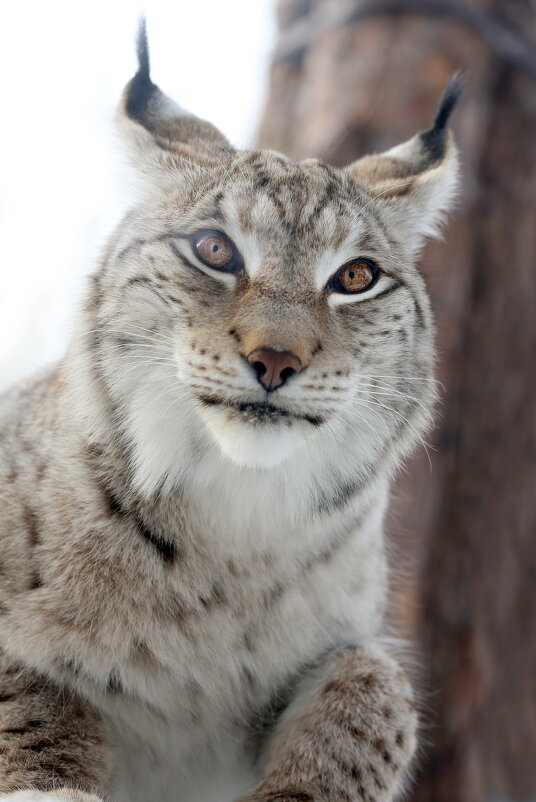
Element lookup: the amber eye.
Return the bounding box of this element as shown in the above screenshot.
[329,259,380,294]
[192,230,242,273]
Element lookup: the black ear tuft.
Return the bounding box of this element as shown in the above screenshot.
[432,71,468,132]
[420,71,467,161]
[125,17,157,122]
[136,17,151,81]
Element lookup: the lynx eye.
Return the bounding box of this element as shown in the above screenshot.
[192,230,241,273]
[329,259,379,294]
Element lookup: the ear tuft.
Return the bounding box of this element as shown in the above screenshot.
[431,71,468,132]
[117,17,234,196]
[420,71,468,162]
[136,17,151,79]
[345,74,466,256]
[347,72,466,194]
[125,17,155,124]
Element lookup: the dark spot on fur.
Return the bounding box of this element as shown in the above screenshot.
[29,570,43,590]
[228,329,241,343]
[303,414,324,426]
[395,730,405,747]
[413,297,426,329]
[315,477,365,516]
[323,679,341,694]
[349,726,367,742]
[87,442,104,458]
[106,672,123,694]
[198,395,219,407]
[55,657,81,677]
[103,487,125,516]
[136,515,176,564]
[199,581,227,609]
[360,673,377,689]
[374,738,386,752]
[132,639,153,660]
[24,507,40,547]
[2,661,23,676]
[22,740,51,751]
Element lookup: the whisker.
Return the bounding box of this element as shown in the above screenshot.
[351,397,433,472]
[355,383,429,414]
[82,325,177,349]
[356,372,445,390]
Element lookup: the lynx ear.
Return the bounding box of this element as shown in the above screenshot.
[347,74,466,254]
[117,19,234,193]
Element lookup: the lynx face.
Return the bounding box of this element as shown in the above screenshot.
[90,29,461,476]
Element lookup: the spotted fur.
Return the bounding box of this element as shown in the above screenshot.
[0,21,461,802]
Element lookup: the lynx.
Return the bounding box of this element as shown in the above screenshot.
[0,23,463,802]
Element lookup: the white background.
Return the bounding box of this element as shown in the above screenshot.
[0,0,276,390]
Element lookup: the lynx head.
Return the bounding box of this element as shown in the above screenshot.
[87,22,463,487]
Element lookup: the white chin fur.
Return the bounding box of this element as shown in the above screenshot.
[197,404,307,468]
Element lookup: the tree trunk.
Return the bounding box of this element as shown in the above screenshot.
[258,2,536,800]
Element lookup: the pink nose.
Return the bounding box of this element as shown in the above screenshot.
[247,348,302,391]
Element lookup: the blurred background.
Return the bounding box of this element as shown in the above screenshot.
[2,1,535,800]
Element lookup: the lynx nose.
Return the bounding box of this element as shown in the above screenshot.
[247,348,302,392]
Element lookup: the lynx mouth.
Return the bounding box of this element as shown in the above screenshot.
[197,395,324,427]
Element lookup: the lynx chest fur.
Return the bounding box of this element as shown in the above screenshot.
[0,24,462,802]
[1,368,388,802]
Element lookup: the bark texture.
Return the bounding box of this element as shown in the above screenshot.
[258,2,536,800]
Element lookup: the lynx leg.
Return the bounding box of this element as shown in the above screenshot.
[242,643,417,802]
[0,656,109,801]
